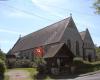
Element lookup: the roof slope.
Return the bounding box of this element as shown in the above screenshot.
[80,31,86,40]
[11,17,72,53]
[80,29,95,48]
[43,43,64,58]
[43,43,74,58]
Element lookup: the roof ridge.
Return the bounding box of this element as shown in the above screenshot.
[46,17,71,28]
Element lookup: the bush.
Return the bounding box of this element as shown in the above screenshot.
[15,59,37,68]
[0,59,6,78]
[73,58,95,74]
[37,63,47,74]
[6,59,16,68]
[0,50,6,61]
[7,58,37,68]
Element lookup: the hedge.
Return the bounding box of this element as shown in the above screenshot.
[0,59,6,79]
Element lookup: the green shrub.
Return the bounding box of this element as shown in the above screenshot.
[73,58,94,74]
[37,63,47,74]
[0,59,6,75]
[15,59,37,68]
[73,57,83,66]
[7,59,16,68]
[0,50,6,61]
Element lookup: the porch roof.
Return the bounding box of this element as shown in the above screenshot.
[43,43,64,58]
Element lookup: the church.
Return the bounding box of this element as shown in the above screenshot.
[7,16,96,65]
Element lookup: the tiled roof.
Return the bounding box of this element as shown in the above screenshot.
[43,43,64,58]
[11,17,72,53]
[80,29,95,48]
[43,42,74,58]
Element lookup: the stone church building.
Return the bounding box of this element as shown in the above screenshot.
[8,16,96,64]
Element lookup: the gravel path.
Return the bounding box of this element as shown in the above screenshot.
[5,69,32,80]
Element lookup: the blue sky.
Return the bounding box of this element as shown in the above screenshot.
[0,0,100,53]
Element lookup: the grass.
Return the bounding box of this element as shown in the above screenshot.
[4,75,9,80]
[89,61,100,71]
[4,68,10,80]
[4,68,37,80]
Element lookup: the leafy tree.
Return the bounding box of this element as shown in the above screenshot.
[0,50,6,78]
[0,49,6,61]
[93,0,100,14]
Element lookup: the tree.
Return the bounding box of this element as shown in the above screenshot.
[0,49,6,61]
[0,50,6,78]
[93,0,100,14]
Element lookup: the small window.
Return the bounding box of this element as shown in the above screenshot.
[76,41,79,56]
[67,40,71,49]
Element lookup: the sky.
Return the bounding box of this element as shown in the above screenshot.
[0,0,100,53]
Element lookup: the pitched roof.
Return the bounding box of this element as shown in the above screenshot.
[80,29,95,48]
[80,31,86,40]
[43,43,64,58]
[11,17,72,53]
[43,43,74,58]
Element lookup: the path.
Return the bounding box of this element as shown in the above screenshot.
[5,69,32,80]
[67,71,100,80]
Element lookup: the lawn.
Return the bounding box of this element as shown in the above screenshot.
[4,75,9,80]
[4,68,52,80]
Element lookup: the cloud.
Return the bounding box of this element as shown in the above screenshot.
[1,5,34,18]
[0,28,25,35]
[5,10,34,18]
[32,0,64,18]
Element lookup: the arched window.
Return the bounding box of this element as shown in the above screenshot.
[76,41,79,56]
[67,40,71,49]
